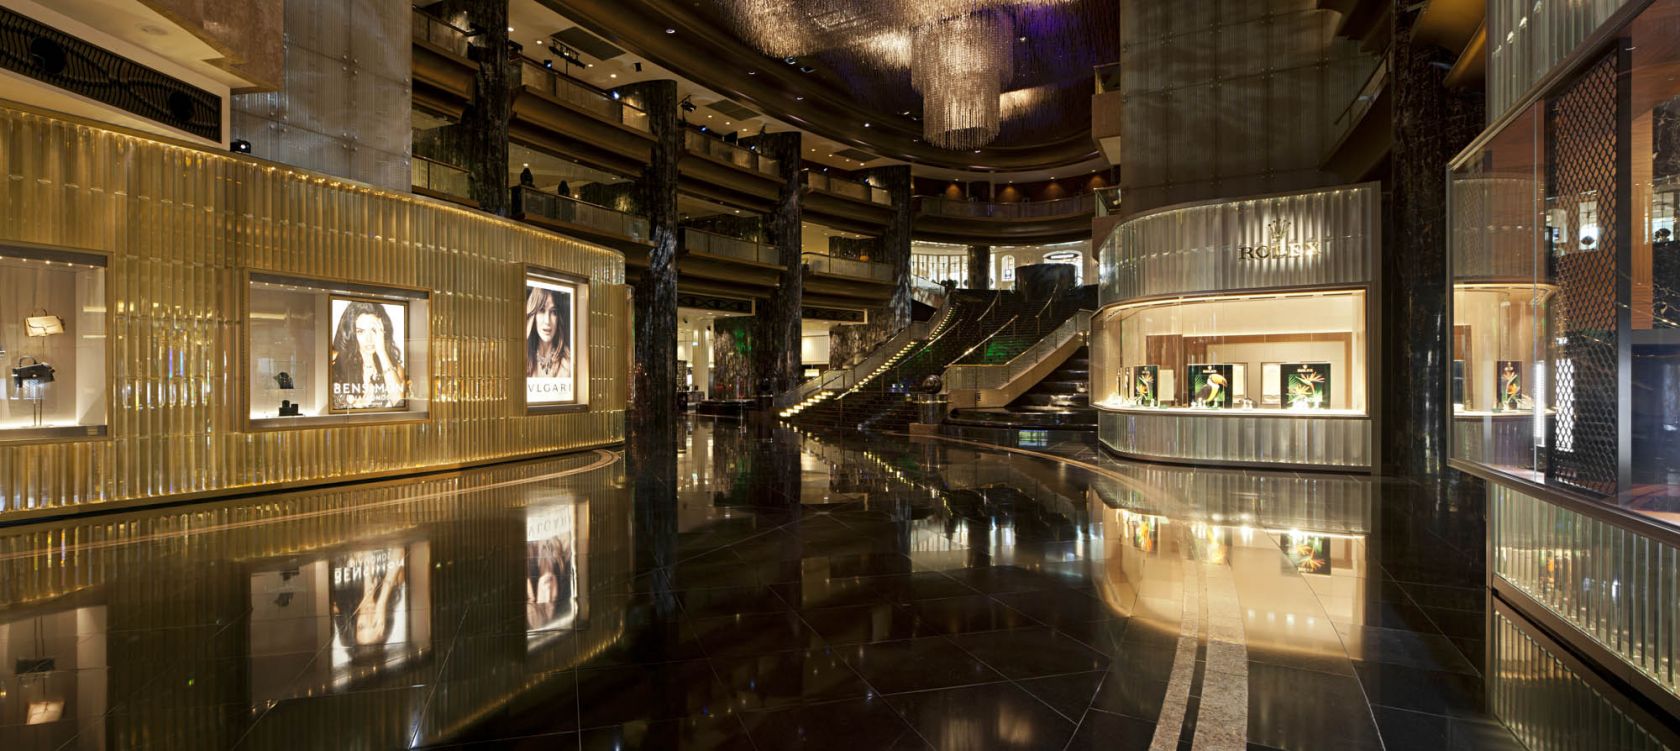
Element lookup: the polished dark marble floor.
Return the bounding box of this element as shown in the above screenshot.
[0,416,1633,750]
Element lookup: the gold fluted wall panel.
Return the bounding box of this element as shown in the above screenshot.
[0,104,628,518]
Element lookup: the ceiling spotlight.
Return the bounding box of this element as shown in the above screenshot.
[507,26,514,32]
[666,27,676,34]
[798,66,815,73]
[536,40,543,45]
[680,96,697,113]
[230,139,252,154]
[610,73,617,78]
[747,70,757,76]
[795,96,804,101]
[785,56,798,64]
[1018,36,1026,42]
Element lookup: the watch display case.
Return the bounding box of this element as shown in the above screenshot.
[1092,289,1367,415]
[1092,183,1379,470]
[0,245,107,441]
[248,274,430,427]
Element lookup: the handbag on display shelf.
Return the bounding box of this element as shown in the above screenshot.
[24,308,65,337]
[12,355,54,389]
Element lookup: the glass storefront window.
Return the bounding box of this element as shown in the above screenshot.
[248,275,430,427]
[1091,289,1368,414]
[1450,0,1680,524]
[0,246,107,440]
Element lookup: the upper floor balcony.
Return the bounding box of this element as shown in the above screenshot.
[912,192,1105,245]
[412,155,473,206]
[679,130,785,211]
[411,10,475,118]
[511,185,651,253]
[803,171,896,235]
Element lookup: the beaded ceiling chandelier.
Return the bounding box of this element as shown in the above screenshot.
[718,0,1053,150]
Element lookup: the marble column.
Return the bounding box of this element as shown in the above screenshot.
[1383,2,1485,477]
[746,131,804,395]
[967,244,991,290]
[621,80,682,443]
[435,0,511,215]
[865,165,914,331]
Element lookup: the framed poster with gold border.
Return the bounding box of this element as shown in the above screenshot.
[241,270,433,431]
[521,265,591,414]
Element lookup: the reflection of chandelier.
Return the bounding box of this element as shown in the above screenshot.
[911,12,1013,150]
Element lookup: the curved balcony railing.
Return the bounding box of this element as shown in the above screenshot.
[802,252,894,282]
[941,310,1092,393]
[805,172,892,205]
[517,59,650,132]
[411,9,470,57]
[684,228,778,265]
[917,193,1097,219]
[513,186,649,241]
[683,131,780,176]
[412,156,471,201]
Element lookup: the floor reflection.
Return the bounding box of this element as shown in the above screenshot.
[0,419,1656,749]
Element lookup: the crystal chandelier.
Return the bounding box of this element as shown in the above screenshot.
[911,12,1013,150]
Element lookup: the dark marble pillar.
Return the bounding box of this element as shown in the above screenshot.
[436,0,512,215]
[967,244,991,290]
[1383,3,1485,478]
[745,131,804,394]
[865,165,914,331]
[621,79,681,444]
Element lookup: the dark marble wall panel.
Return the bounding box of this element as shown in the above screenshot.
[748,131,803,394]
[1384,1,1485,477]
[968,244,992,290]
[864,165,914,331]
[622,80,681,441]
[711,315,756,399]
[429,0,511,213]
[1016,263,1076,302]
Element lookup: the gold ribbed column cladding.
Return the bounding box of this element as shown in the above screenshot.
[0,104,628,517]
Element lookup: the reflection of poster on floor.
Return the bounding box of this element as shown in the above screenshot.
[249,541,432,702]
[0,605,107,742]
[1278,533,1331,575]
[1124,511,1160,554]
[1193,524,1231,565]
[525,504,581,647]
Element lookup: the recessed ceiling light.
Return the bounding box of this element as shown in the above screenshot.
[1018,36,1026,42]
[536,40,543,45]
[795,96,805,101]
[747,71,757,76]
[864,122,870,127]
[666,28,677,34]
[508,26,514,32]
[610,73,617,78]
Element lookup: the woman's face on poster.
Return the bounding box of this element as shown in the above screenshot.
[535,292,559,344]
[354,313,385,357]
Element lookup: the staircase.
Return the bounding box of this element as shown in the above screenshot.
[946,345,1097,430]
[785,290,1025,431]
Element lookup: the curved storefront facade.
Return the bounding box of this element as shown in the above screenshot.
[1091,183,1381,470]
[0,105,630,521]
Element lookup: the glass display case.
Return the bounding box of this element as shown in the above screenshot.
[0,245,107,441]
[1449,3,1680,518]
[1092,183,1379,470]
[248,274,430,427]
[1092,289,1368,415]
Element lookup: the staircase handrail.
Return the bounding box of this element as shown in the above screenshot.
[775,316,937,409]
[942,310,1093,393]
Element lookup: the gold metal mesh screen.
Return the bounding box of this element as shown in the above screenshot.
[0,104,629,518]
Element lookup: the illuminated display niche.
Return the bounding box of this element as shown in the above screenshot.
[1092,183,1380,470]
